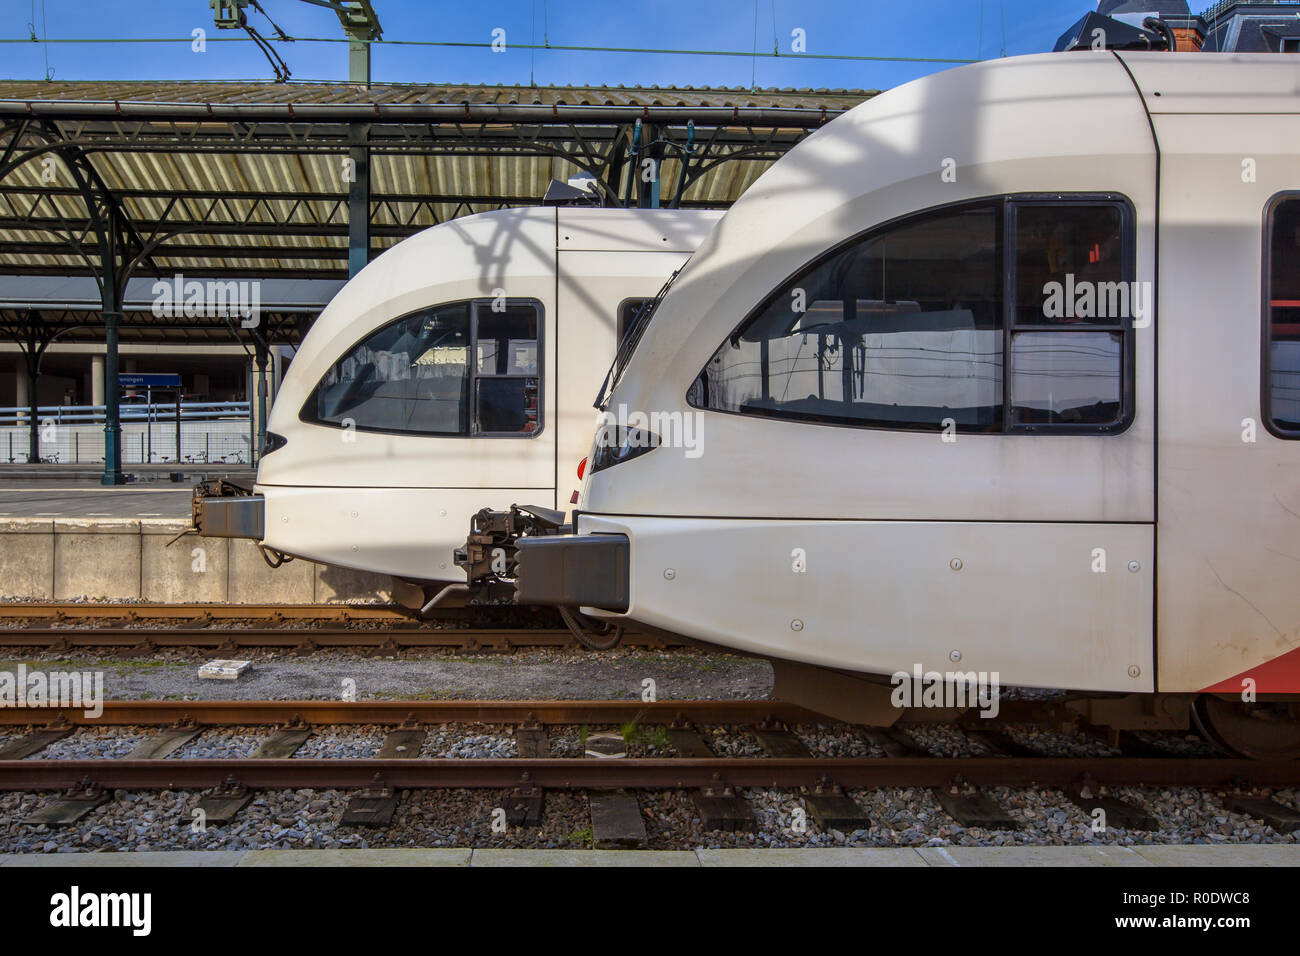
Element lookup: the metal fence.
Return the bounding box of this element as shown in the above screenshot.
[0,402,252,464]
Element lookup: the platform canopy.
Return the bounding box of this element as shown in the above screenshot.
[0,80,873,344]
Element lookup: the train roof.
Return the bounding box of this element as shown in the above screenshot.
[1121,51,1300,113]
[613,51,1300,420]
[720,51,1299,255]
[292,205,721,373]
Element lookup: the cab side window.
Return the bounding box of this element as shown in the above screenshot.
[474,303,540,435]
[1010,204,1128,427]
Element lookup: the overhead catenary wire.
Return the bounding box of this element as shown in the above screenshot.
[0,34,979,66]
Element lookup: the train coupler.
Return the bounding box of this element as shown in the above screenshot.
[191,477,264,540]
[449,504,569,606]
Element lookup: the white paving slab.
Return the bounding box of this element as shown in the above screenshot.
[0,850,246,866]
[470,848,698,867]
[240,848,471,867]
[698,847,927,866]
[1131,844,1300,867]
[917,845,1151,867]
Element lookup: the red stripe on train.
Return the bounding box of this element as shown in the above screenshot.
[1200,644,1300,693]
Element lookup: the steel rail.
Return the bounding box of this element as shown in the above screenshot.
[0,626,683,650]
[0,700,817,726]
[0,603,411,622]
[0,756,1292,791]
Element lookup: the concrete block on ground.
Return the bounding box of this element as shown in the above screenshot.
[53,518,141,601]
[314,563,392,603]
[0,518,54,599]
[141,519,228,603]
[227,538,316,603]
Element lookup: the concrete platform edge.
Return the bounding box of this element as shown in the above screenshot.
[0,515,391,604]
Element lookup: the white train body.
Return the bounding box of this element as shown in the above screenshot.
[567,52,1300,696]
[256,207,720,582]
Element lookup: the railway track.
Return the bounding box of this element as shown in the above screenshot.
[0,699,813,726]
[0,603,413,623]
[0,604,686,651]
[8,755,1300,791]
[1,701,1299,832]
[0,626,683,652]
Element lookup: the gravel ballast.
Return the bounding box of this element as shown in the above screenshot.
[0,722,1297,853]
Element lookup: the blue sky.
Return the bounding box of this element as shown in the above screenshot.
[5,1,1106,90]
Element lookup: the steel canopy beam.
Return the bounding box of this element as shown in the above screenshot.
[0,100,837,127]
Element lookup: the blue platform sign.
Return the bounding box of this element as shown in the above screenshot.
[119,373,181,388]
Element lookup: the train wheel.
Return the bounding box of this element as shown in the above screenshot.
[1191,696,1300,760]
[558,606,624,651]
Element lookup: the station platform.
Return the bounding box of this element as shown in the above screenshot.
[0,481,195,518]
[0,464,253,486]
[0,514,387,603]
[0,490,388,604]
[1,845,1297,866]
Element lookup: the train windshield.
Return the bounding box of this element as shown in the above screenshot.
[693,204,1006,430]
[689,197,1132,434]
[303,299,542,436]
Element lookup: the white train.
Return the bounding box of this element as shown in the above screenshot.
[477,52,1300,757]
[195,206,721,608]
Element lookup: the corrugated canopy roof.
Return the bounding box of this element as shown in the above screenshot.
[0,79,871,110]
[0,80,874,342]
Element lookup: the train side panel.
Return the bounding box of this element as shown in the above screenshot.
[1153,111,1300,692]
[580,514,1153,692]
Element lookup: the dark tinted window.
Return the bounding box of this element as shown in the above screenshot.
[1267,196,1300,434]
[305,299,541,436]
[1015,205,1124,325]
[693,203,1004,431]
[618,299,653,343]
[476,378,531,432]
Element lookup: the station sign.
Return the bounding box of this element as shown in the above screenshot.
[119,373,181,388]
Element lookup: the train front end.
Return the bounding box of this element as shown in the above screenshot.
[478,52,1167,710]
[195,208,556,600]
